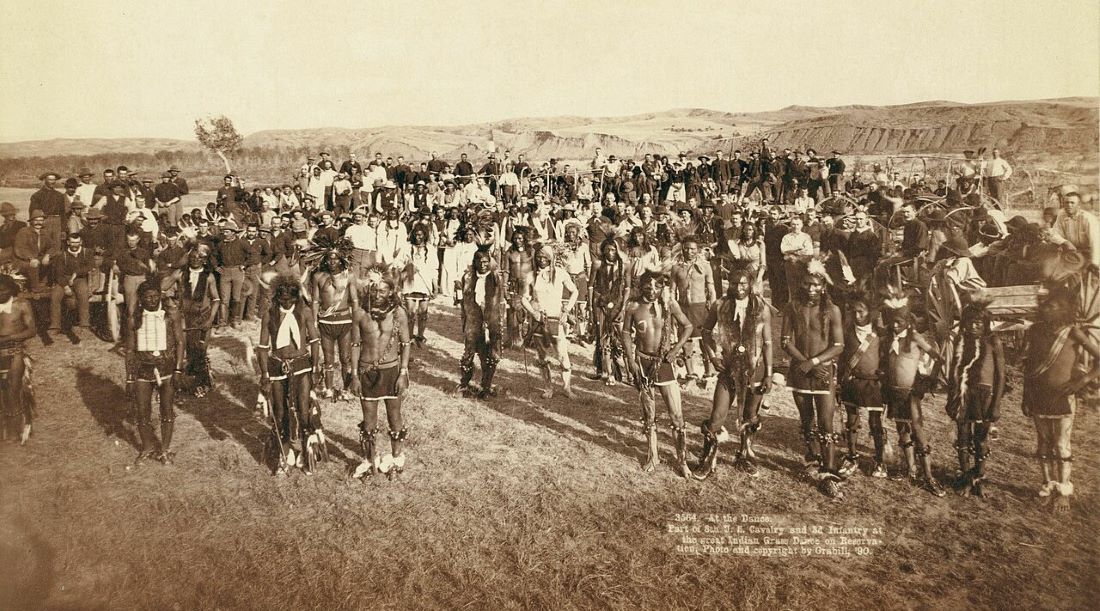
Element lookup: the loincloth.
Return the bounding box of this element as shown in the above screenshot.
[637,351,676,387]
[318,310,352,341]
[788,361,836,395]
[269,353,312,382]
[840,376,883,409]
[884,385,923,422]
[359,362,401,400]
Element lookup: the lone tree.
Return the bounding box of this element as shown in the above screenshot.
[194,115,243,174]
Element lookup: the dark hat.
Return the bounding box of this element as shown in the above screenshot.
[927,209,947,223]
[29,209,46,220]
[85,208,105,220]
[698,156,711,162]
[698,200,715,209]
[656,204,670,215]
[0,202,17,216]
[942,234,971,258]
[78,167,93,177]
[141,178,153,184]
[168,165,180,171]
[161,171,172,178]
[1006,215,1029,232]
[830,150,840,154]
[64,177,80,189]
[38,172,60,180]
[110,180,126,189]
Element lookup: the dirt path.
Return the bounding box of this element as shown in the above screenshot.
[1,300,1097,609]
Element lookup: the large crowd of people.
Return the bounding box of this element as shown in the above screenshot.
[0,143,1095,510]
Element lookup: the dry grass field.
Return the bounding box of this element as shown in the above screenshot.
[1,292,1098,609]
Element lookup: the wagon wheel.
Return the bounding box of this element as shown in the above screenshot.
[106,269,122,343]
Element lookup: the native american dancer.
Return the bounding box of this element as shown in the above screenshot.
[522,243,578,399]
[257,274,323,476]
[694,263,772,480]
[0,269,36,444]
[503,227,533,349]
[838,294,888,478]
[306,236,359,399]
[589,238,629,384]
[458,248,506,399]
[125,277,185,465]
[1024,281,1100,512]
[945,296,1004,497]
[559,220,591,343]
[926,234,988,384]
[879,288,946,496]
[176,246,219,397]
[621,271,694,478]
[401,225,438,346]
[781,260,846,498]
[351,267,412,479]
[670,236,716,385]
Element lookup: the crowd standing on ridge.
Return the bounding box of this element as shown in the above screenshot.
[1,143,1096,510]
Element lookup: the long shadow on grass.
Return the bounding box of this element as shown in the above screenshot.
[408,341,718,476]
[415,303,839,484]
[174,372,270,466]
[74,366,138,450]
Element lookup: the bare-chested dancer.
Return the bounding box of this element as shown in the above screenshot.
[351,269,411,479]
[310,243,359,399]
[781,261,845,498]
[522,243,578,399]
[622,271,694,478]
[504,227,533,349]
[879,289,945,496]
[1024,282,1100,512]
[0,271,37,444]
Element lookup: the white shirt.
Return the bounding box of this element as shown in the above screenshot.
[986,158,1012,179]
[780,231,815,257]
[0,297,13,314]
[75,182,97,208]
[345,223,378,251]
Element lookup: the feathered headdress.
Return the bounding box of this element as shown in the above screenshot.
[0,265,27,291]
[300,234,354,271]
[360,263,399,290]
[881,283,909,311]
[805,258,833,285]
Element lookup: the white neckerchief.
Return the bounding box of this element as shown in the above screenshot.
[188,268,203,290]
[733,297,748,324]
[474,271,490,308]
[855,323,873,345]
[890,329,909,355]
[0,298,12,314]
[275,306,301,350]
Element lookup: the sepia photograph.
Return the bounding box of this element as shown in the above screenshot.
[0,0,1098,608]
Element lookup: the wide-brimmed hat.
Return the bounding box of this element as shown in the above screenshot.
[941,234,971,257]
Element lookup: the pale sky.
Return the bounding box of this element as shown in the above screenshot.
[1,0,1097,142]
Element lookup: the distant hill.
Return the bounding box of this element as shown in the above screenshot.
[0,98,1095,163]
[0,138,197,158]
